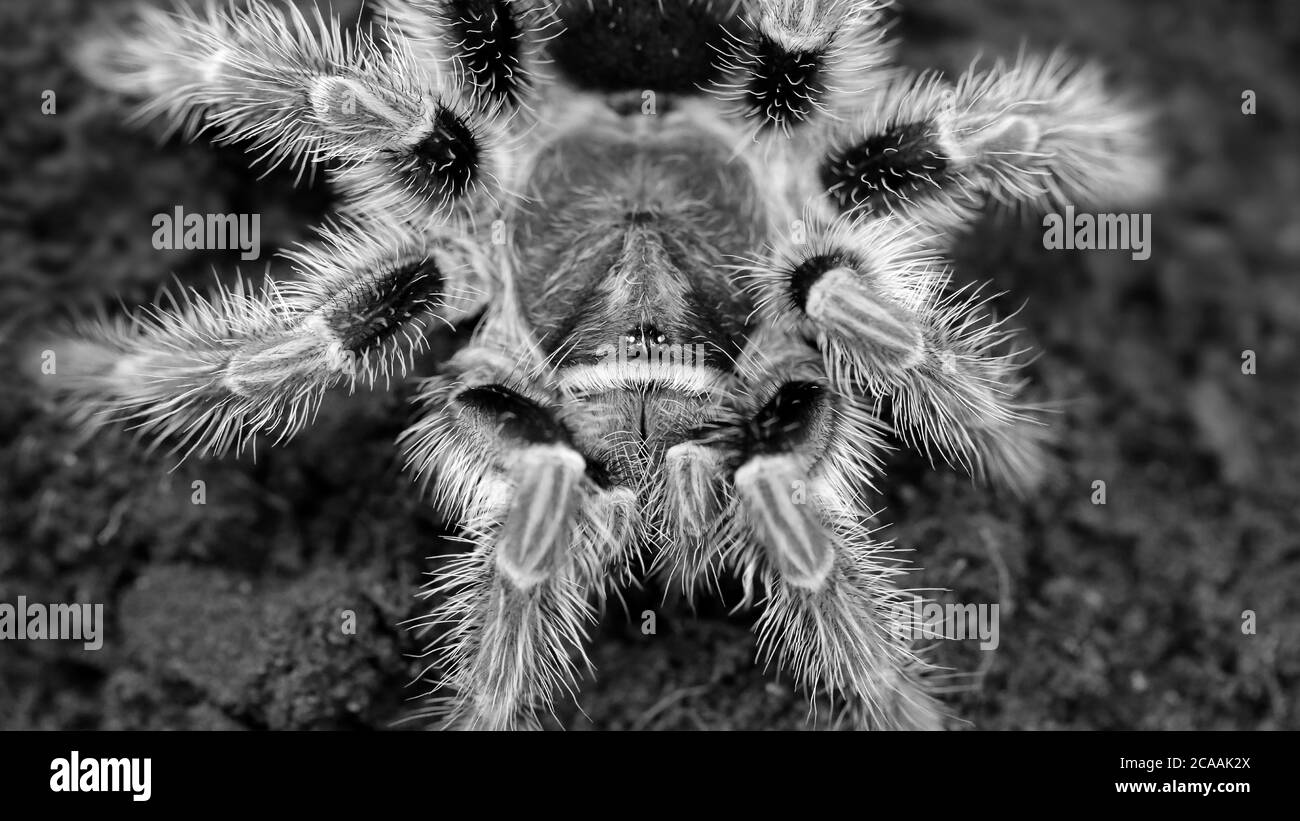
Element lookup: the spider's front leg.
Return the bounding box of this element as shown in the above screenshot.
[401,334,635,729]
[663,342,942,729]
[43,220,483,459]
[76,0,518,219]
[748,216,1046,492]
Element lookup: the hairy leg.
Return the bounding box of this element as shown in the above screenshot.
[655,334,941,728]
[400,329,634,728]
[75,0,516,218]
[710,0,894,135]
[378,0,559,112]
[747,216,1046,492]
[44,221,478,460]
[811,53,1161,234]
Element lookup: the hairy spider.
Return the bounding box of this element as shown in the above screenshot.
[48,0,1158,729]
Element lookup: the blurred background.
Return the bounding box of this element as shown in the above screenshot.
[0,0,1296,729]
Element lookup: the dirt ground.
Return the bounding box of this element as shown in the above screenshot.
[1,0,1297,730]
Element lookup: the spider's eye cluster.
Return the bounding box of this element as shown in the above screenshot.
[623,325,670,347]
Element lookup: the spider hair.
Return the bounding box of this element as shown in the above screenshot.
[49,0,1165,730]
[377,0,561,113]
[710,0,895,135]
[745,214,1047,491]
[814,53,1160,233]
[46,220,459,459]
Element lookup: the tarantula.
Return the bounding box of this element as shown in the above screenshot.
[48,0,1157,729]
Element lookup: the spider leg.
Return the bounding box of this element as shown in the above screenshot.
[811,54,1161,234]
[44,220,481,460]
[711,0,894,136]
[378,0,559,113]
[401,334,633,729]
[747,215,1047,493]
[662,342,943,728]
[75,0,513,219]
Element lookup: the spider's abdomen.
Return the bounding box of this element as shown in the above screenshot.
[549,0,740,93]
